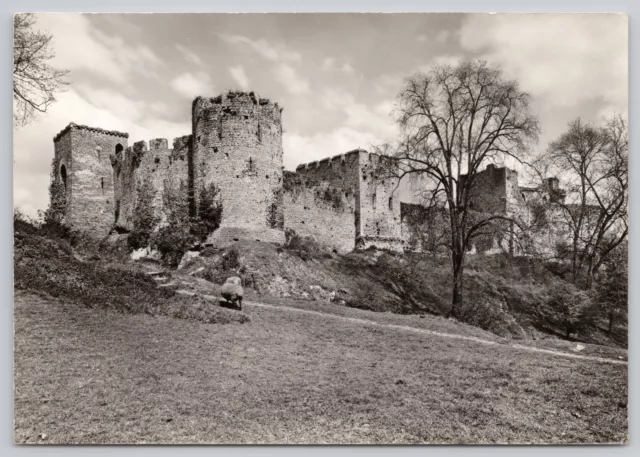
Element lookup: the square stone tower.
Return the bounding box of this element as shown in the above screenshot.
[51,123,129,238]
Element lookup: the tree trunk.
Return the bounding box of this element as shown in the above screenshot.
[450,252,464,318]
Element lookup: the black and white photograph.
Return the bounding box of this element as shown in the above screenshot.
[12,11,628,444]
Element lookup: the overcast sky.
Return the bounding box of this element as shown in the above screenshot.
[13,13,628,217]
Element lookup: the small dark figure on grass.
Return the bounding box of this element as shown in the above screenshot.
[219,276,243,310]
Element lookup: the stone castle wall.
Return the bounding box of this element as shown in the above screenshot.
[192,92,285,245]
[357,152,403,251]
[283,171,356,253]
[112,136,190,231]
[51,92,566,258]
[52,123,128,238]
[295,149,404,252]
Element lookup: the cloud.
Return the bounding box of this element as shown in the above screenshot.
[283,127,381,170]
[228,65,250,90]
[175,44,204,66]
[35,13,164,84]
[13,88,189,218]
[273,64,309,94]
[321,57,356,74]
[282,90,398,170]
[341,63,355,74]
[217,33,301,62]
[321,89,398,139]
[170,72,214,99]
[459,13,628,112]
[321,57,335,71]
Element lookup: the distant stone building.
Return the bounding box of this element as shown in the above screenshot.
[49,90,564,256]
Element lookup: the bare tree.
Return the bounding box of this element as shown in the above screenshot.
[377,60,539,317]
[13,13,69,127]
[533,116,628,285]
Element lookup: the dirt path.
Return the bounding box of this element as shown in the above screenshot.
[243,300,628,366]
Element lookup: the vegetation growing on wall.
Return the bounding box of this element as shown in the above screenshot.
[128,178,158,250]
[150,182,223,267]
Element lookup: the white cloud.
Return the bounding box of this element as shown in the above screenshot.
[283,127,381,170]
[13,88,189,218]
[228,65,250,90]
[435,30,450,44]
[273,64,309,94]
[175,44,204,66]
[217,33,301,62]
[282,90,398,170]
[321,57,355,74]
[170,72,214,99]
[459,13,628,112]
[321,89,398,139]
[341,62,355,74]
[321,57,335,71]
[35,14,164,84]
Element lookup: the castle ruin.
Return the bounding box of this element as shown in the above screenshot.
[49,91,563,255]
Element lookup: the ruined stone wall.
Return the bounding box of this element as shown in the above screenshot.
[295,149,403,252]
[463,164,508,214]
[52,123,128,238]
[294,150,361,193]
[400,203,450,254]
[357,152,403,252]
[112,136,190,231]
[192,92,285,245]
[283,171,356,253]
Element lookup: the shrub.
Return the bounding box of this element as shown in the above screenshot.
[535,283,595,338]
[283,229,327,261]
[221,247,240,271]
[197,182,223,235]
[457,298,525,339]
[152,224,197,268]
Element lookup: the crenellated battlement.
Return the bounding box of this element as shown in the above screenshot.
[52,90,559,256]
[53,122,129,143]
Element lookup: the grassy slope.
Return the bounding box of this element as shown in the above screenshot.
[14,291,627,444]
[183,241,627,347]
[13,220,248,325]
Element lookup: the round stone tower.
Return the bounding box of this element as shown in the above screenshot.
[191,91,285,245]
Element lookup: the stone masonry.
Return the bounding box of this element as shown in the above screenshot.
[51,123,128,238]
[49,90,563,256]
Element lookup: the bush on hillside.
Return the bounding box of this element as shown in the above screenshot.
[283,229,331,261]
[14,219,249,325]
[534,283,596,339]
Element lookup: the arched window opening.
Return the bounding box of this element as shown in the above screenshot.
[372,193,377,209]
[389,197,393,210]
[115,143,124,156]
[101,177,104,190]
[60,165,67,189]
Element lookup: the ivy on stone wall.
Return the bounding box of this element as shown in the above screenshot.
[162,179,190,225]
[267,188,284,230]
[44,158,67,223]
[128,178,158,250]
[192,182,223,239]
[148,182,223,267]
[47,180,67,223]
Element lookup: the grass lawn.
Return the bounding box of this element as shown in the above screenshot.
[14,291,627,445]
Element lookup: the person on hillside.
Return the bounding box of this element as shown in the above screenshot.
[220,276,243,310]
